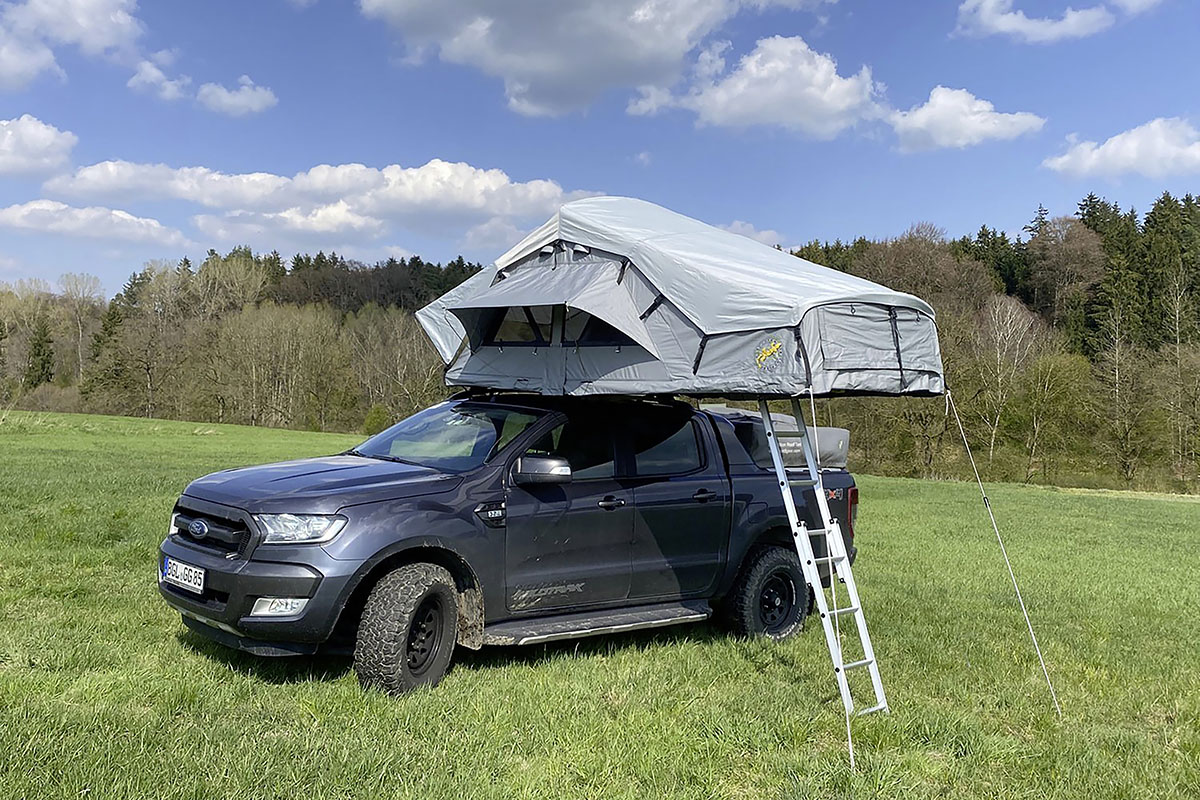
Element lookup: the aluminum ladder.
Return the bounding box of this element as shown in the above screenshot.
[758,398,888,717]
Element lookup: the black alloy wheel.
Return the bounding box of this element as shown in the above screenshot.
[406,595,446,676]
[758,570,798,634]
[723,545,810,640]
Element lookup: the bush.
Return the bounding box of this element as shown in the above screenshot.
[362,404,392,436]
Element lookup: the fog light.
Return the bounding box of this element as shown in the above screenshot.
[250,597,309,617]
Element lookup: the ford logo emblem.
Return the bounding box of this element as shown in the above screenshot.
[187,519,209,540]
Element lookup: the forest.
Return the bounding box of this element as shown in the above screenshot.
[2,190,1198,493]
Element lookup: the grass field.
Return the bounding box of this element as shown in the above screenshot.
[0,410,1196,799]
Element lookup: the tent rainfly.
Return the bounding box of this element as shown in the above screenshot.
[417,197,944,398]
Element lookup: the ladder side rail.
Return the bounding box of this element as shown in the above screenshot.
[757,400,855,714]
[791,397,889,714]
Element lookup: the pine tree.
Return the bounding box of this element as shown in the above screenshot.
[262,250,286,283]
[1024,203,1050,238]
[23,315,55,389]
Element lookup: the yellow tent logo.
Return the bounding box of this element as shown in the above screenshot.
[755,338,783,370]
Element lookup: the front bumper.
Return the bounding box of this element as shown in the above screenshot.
[159,531,358,651]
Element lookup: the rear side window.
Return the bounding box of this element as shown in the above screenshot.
[630,411,702,476]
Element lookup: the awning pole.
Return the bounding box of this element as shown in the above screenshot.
[946,390,1062,719]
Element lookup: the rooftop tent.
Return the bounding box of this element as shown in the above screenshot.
[416,197,944,398]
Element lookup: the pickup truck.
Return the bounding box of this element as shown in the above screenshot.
[158,394,858,693]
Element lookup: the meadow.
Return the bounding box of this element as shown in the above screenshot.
[0,411,1196,799]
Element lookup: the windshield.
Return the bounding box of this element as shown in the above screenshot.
[352,401,544,473]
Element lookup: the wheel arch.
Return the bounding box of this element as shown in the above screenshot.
[334,542,486,651]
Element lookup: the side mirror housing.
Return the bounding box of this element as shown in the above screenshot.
[512,455,572,486]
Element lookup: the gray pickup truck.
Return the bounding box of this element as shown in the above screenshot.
[158,394,858,693]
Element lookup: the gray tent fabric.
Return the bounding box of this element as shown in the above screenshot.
[417,196,944,398]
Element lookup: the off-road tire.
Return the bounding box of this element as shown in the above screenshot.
[724,545,810,640]
[354,563,458,694]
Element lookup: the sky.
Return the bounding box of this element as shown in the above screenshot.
[1,0,1198,295]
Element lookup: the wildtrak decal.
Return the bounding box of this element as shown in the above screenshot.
[510,582,586,609]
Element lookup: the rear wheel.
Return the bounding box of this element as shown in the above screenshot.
[724,546,810,640]
[354,563,458,694]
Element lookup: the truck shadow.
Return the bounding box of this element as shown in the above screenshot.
[178,620,817,688]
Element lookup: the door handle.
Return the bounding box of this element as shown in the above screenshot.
[692,489,717,503]
[597,496,626,511]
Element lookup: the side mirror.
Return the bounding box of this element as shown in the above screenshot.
[512,455,572,485]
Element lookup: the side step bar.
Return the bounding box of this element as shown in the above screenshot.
[483,600,711,646]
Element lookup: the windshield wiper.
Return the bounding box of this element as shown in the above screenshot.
[347,449,420,467]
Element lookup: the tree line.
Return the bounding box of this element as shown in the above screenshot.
[2,190,1198,492]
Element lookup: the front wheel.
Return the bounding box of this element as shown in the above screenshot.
[354,563,458,694]
[724,546,811,640]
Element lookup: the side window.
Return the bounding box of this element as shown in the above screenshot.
[563,309,637,347]
[487,306,551,345]
[524,420,616,480]
[631,412,703,476]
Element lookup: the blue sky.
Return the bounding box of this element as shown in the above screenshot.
[1,0,1198,294]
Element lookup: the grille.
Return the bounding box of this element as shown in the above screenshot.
[172,509,253,557]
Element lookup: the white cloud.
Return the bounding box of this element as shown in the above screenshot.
[192,202,386,241]
[127,59,190,100]
[3,0,143,56]
[632,35,881,139]
[0,24,59,89]
[0,199,189,246]
[718,219,785,247]
[47,158,583,221]
[360,0,834,116]
[634,151,652,166]
[1042,117,1200,179]
[955,0,1114,43]
[461,217,524,252]
[47,160,293,207]
[197,75,278,116]
[0,0,263,112]
[1109,0,1162,13]
[889,86,1045,151]
[0,114,77,173]
[0,0,145,89]
[48,154,593,251]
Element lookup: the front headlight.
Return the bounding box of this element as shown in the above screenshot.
[255,514,347,544]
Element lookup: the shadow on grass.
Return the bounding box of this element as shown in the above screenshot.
[178,619,827,693]
[177,629,353,684]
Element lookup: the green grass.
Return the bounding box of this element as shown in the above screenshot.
[0,410,1196,800]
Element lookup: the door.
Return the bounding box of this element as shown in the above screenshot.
[504,413,632,613]
[627,408,729,599]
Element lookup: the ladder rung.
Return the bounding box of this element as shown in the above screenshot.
[788,477,818,487]
[855,703,888,716]
[840,658,874,671]
[773,430,806,438]
[826,605,859,618]
[810,554,845,565]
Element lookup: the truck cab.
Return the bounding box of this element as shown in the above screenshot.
[159,394,858,692]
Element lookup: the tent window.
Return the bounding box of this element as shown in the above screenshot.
[486,305,550,345]
[563,309,637,347]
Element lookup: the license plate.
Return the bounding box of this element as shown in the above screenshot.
[162,556,205,594]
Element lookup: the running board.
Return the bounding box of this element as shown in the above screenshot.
[483,600,711,646]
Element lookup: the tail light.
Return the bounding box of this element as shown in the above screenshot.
[846,485,858,539]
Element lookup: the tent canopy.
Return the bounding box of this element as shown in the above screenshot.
[417,197,944,398]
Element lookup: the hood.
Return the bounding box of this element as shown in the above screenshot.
[183,455,461,514]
